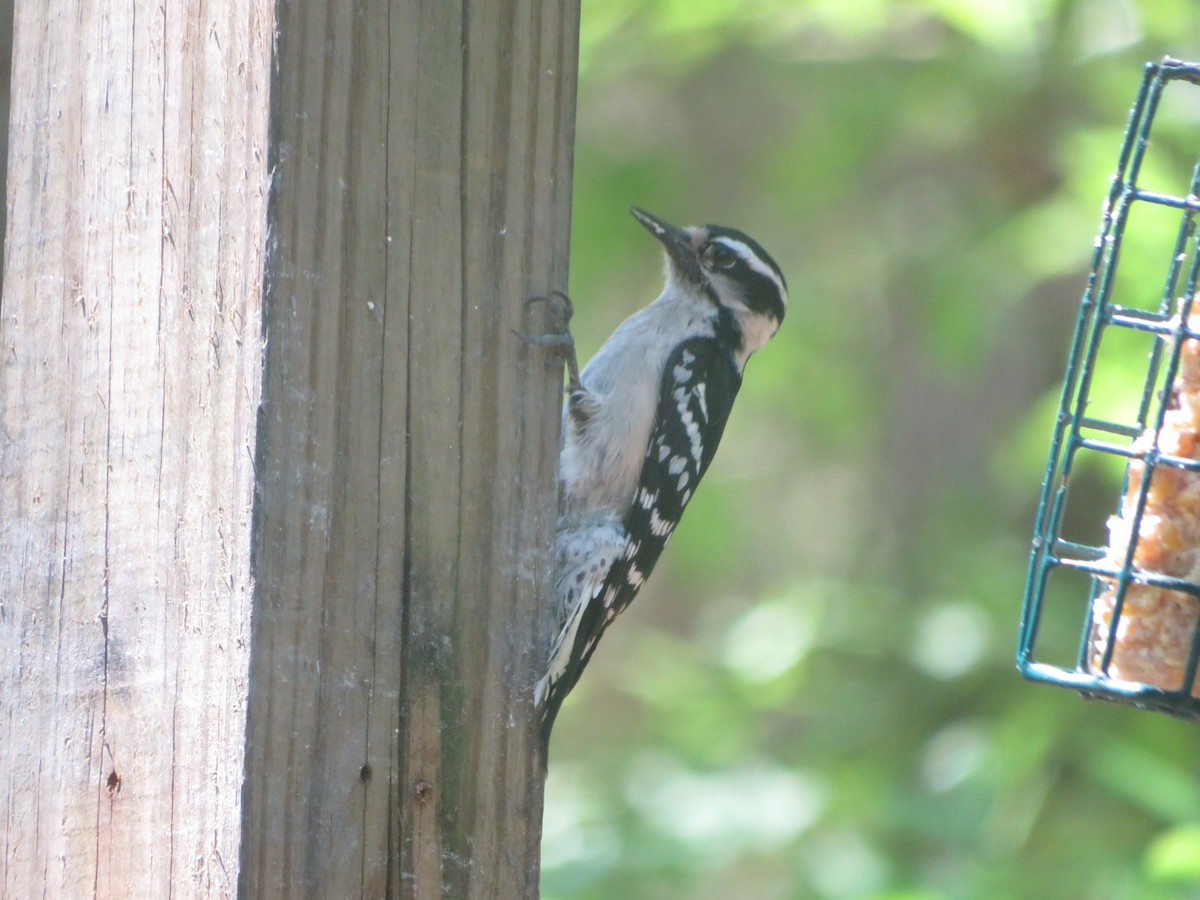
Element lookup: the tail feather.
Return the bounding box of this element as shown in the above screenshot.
[536,521,626,746]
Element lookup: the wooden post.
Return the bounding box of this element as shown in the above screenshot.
[1,0,577,896]
[242,0,577,896]
[0,2,273,895]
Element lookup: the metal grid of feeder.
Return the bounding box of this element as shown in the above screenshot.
[1019,57,1200,719]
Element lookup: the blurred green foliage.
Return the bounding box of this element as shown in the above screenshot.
[542,1,1200,898]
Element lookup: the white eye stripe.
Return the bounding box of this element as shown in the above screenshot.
[711,237,787,305]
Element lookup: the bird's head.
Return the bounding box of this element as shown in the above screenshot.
[631,207,787,355]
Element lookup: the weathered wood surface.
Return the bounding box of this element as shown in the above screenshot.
[241,1,579,898]
[0,2,273,897]
[1,1,575,895]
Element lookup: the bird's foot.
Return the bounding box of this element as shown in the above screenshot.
[516,290,581,392]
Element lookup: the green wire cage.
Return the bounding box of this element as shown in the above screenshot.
[1019,58,1200,720]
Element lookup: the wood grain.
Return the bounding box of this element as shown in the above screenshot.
[0,1,573,895]
[0,2,273,896]
[241,1,578,897]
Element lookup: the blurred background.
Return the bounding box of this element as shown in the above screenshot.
[543,1,1200,898]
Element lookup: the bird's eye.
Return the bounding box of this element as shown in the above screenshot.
[706,243,738,270]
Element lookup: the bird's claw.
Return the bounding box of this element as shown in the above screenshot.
[518,290,581,391]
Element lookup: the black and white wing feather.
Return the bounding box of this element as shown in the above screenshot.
[603,337,740,618]
[538,337,741,735]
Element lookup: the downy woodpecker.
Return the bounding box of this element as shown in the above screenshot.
[535,207,787,741]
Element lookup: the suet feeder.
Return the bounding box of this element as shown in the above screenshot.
[1019,58,1200,720]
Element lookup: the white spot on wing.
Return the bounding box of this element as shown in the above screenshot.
[650,508,675,537]
[668,379,705,472]
[681,406,702,469]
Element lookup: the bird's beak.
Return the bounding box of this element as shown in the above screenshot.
[630,207,700,280]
